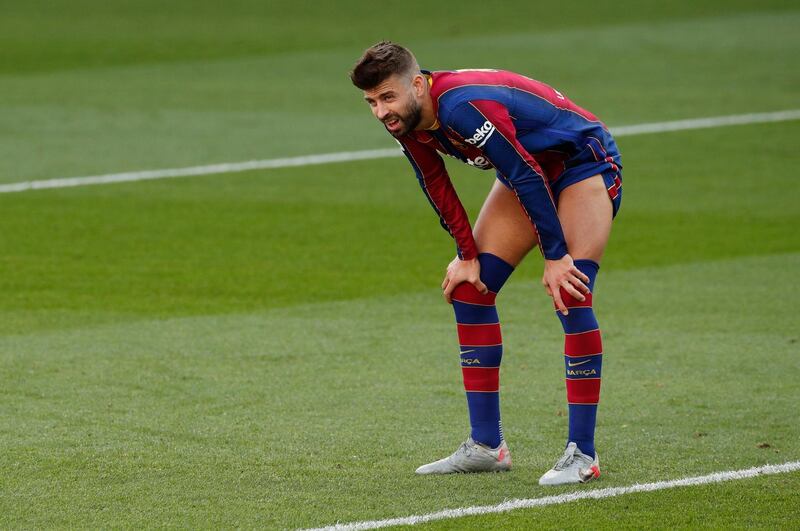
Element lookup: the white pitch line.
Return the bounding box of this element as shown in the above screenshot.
[611,109,800,136]
[0,148,401,194]
[2,109,799,195]
[305,460,800,531]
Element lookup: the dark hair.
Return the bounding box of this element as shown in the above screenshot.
[350,41,418,90]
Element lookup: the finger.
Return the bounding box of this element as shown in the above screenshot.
[572,267,591,286]
[443,280,457,304]
[442,279,451,302]
[544,283,553,297]
[441,276,449,290]
[551,284,568,315]
[569,275,590,295]
[562,280,585,302]
[474,278,489,295]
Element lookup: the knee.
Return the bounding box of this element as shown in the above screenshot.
[452,281,497,306]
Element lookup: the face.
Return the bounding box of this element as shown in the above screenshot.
[363,73,423,137]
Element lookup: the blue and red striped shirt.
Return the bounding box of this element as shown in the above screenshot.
[397,69,620,260]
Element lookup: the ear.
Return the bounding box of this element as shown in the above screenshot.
[412,74,426,96]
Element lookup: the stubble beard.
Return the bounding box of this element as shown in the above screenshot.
[385,98,423,138]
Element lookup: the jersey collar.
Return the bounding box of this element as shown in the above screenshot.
[421,69,440,130]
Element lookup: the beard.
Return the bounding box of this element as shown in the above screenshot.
[383,97,422,137]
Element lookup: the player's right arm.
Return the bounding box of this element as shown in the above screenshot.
[398,135,479,261]
[398,136,488,301]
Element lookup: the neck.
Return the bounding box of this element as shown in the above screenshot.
[416,83,437,130]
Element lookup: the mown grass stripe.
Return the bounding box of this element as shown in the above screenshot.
[1,110,798,194]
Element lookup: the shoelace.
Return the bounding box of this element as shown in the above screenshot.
[553,445,577,470]
[457,441,474,457]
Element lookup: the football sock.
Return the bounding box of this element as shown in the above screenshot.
[451,252,514,449]
[556,258,602,458]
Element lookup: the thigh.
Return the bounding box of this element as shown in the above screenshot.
[473,179,539,267]
[557,174,613,263]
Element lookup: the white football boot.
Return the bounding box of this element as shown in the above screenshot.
[538,442,600,485]
[415,437,512,474]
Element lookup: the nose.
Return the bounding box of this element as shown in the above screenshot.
[374,102,390,121]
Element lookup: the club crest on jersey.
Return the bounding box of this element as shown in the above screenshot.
[448,137,468,149]
[465,120,496,148]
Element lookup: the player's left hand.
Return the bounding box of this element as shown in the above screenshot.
[442,256,488,304]
[542,254,590,316]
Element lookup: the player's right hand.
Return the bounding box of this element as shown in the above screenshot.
[441,256,488,304]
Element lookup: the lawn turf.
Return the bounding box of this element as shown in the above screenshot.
[410,472,800,529]
[1,253,798,527]
[1,5,798,182]
[1,1,799,528]
[2,122,799,527]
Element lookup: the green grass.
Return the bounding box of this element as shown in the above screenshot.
[1,0,799,528]
[1,121,797,335]
[2,255,798,527]
[414,473,800,529]
[1,5,798,182]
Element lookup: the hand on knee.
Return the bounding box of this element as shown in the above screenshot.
[442,257,488,303]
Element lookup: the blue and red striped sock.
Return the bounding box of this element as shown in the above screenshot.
[556,259,602,458]
[451,253,514,449]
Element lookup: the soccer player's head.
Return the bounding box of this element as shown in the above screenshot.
[350,41,425,137]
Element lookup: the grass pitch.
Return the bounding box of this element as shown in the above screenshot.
[1,1,799,528]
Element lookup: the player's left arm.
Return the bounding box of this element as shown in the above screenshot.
[443,99,589,313]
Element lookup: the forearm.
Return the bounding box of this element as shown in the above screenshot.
[400,138,478,259]
[495,170,566,260]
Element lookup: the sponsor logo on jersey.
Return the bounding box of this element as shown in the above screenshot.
[467,156,491,169]
[465,120,496,148]
[568,359,592,367]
